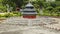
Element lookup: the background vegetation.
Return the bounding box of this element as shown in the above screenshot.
[0,0,60,18]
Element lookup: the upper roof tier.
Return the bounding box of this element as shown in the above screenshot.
[25,3,34,7]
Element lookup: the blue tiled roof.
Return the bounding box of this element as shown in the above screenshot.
[25,3,33,7]
[22,12,37,14]
[23,9,35,11]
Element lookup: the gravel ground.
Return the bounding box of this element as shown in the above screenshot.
[0,17,60,34]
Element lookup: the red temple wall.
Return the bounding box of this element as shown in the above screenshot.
[23,15,36,18]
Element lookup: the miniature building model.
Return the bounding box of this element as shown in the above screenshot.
[22,3,37,18]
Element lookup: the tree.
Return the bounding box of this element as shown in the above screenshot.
[2,0,28,8]
[1,0,28,11]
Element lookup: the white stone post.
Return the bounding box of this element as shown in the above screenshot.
[6,4,10,13]
[28,19,32,26]
[40,9,43,15]
[10,7,13,12]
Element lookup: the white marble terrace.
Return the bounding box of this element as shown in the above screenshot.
[0,16,60,34]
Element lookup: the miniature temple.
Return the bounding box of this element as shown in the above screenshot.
[22,3,37,18]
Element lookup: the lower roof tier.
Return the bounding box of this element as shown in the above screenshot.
[22,12,37,14]
[23,13,37,14]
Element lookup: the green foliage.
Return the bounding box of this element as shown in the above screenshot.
[0,12,22,18]
[0,5,7,12]
[2,0,28,7]
[31,0,60,16]
[0,0,60,17]
[1,0,28,10]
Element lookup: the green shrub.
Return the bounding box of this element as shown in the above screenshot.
[0,12,22,18]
